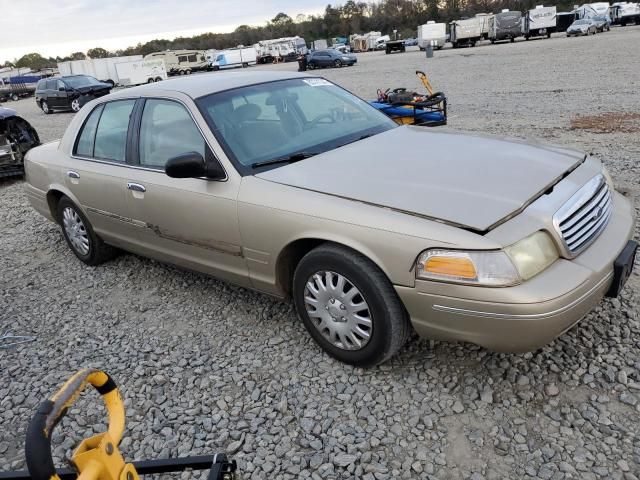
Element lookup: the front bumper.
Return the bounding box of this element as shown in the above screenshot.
[396,191,636,352]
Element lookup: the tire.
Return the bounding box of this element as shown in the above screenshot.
[212,66,220,71]
[292,244,411,367]
[70,98,81,112]
[242,62,249,67]
[334,59,342,67]
[510,37,515,43]
[106,80,115,88]
[179,70,185,75]
[10,93,19,101]
[147,78,155,83]
[307,62,315,70]
[185,69,192,75]
[40,100,51,114]
[57,197,118,266]
[155,77,162,82]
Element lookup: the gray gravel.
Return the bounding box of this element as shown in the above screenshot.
[1,26,640,479]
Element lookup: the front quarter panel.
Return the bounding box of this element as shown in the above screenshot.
[237,176,500,295]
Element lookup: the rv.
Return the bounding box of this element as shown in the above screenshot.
[449,18,484,47]
[418,22,447,49]
[475,13,493,39]
[351,32,382,52]
[609,2,640,25]
[209,48,257,70]
[522,5,557,39]
[114,59,167,86]
[144,50,208,75]
[488,10,523,43]
[57,56,142,86]
[575,2,612,18]
[374,35,391,50]
[254,37,307,63]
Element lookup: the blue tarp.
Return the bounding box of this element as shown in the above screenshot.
[369,101,446,124]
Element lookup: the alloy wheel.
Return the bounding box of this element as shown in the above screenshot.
[304,271,372,351]
[71,99,81,112]
[62,206,90,255]
[41,101,49,113]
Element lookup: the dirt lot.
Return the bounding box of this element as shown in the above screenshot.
[1,27,639,480]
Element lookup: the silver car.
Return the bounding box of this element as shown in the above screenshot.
[567,19,598,36]
[24,72,637,366]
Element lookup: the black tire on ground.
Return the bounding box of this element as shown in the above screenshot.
[155,77,162,82]
[57,196,118,266]
[334,59,342,67]
[179,70,185,75]
[437,45,443,50]
[307,62,315,69]
[185,69,192,75]
[242,62,249,67]
[147,78,155,83]
[510,37,515,43]
[292,243,411,367]
[10,93,19,101]
[40,100,51,114]
[491,39,495,44]
[212,66,220,71]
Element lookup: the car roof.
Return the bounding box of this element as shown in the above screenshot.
[108,70,312,100]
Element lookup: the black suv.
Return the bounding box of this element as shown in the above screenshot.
[35,75,112,114]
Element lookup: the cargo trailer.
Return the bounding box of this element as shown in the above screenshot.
[114,59,167,85]
[556,11,578,31]
[523,5,557,39]
[209,47,257,70]
[449,18,483,47]
[57,56,143,86]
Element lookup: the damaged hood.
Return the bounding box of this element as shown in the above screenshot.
[256,127,584,232]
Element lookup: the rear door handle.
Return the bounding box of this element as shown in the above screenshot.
[127,182,146,193]
[67,170,80,179]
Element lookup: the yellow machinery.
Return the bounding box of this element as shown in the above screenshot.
[0,369,236,480]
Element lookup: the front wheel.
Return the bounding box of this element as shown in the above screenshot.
[57,197,118,266]
[70,98,81,112]
[334,59,342,67]
[10,93,19,101]
[293,244,411,367]
[41,100,51,114]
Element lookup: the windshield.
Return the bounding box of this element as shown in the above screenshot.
[196,78,397,173]
[64,75,103,88]
[574,20,589,25]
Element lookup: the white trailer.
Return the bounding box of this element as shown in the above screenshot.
[374,35,391,50]
[575,2,612,18]
[523,6,558,39]
[210,48,257,70]
[114,59,167,86]
[610,2,640,25]
[312,39,328,50]
[144,50,208,75]
[418,22,447,49]
[57,56,143,86]
[254,37,307,63]
[449,18,483,47]
[350,32,382,52]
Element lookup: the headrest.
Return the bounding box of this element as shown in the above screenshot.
[232,103,261,123]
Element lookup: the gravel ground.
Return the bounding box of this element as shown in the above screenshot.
[1,26,639,480]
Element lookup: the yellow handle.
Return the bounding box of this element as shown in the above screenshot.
[25,369,125,480]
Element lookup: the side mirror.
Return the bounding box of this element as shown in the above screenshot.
[165,152,225,180]
[59,87,66,92]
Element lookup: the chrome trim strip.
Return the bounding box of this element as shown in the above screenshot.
[431,271,613,320]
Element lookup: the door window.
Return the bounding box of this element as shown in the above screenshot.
[93,100,136,162]
[138,99,205,169]
[75,104,104,157]
[57,80,66,91]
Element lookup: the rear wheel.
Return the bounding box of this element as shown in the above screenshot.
[147,78,155,83]
[40,100,51,114]
[10,93,19,101]
[57,197,118,266]
[293,244,411,367]
[334,59,342,67]
[185,69,192,75]
[155,76,162,82]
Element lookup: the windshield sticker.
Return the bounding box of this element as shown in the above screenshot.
[303,78,332,87]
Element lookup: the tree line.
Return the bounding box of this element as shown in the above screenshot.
[4,0,579,70]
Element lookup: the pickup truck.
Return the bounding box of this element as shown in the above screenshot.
[385,39,407,54]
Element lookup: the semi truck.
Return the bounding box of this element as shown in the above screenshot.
[449,18,484,47]
[209,47,257,70]
[610,2,640,25]
[144,50,208,75]
[522,5,557,39]
[488,10,523,43]
[418,22,447,49]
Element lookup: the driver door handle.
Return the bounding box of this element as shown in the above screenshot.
[67,171,80,179]
[127,182,146,193]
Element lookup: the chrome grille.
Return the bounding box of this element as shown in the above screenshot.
[553,174,612,257]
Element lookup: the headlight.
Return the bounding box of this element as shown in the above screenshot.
[342,56,350,60]
[416,250,520,286]
[602,166,614,189]
[504,231,559,281]
[416,231,559,286]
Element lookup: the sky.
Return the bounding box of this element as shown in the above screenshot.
[0,0,327,64]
